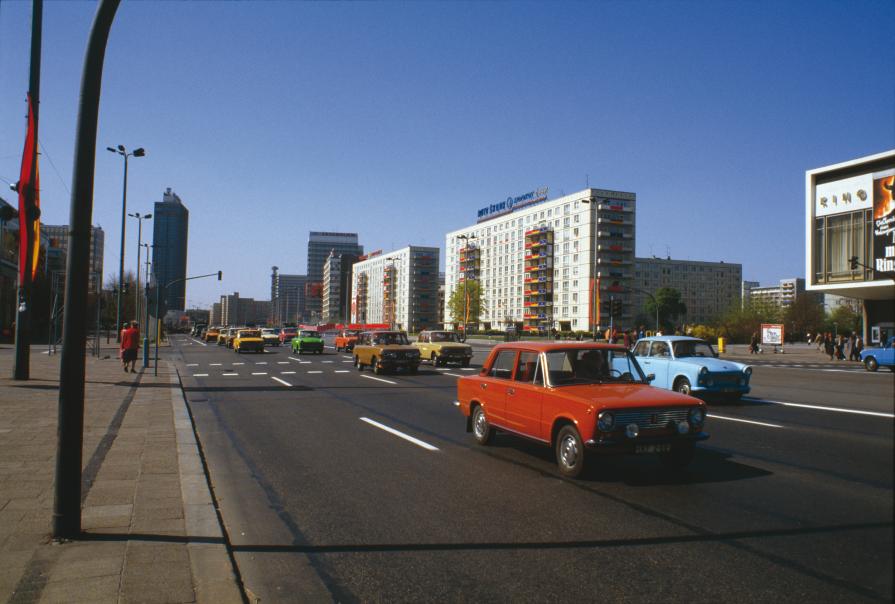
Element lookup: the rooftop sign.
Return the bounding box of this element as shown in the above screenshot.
[477,187,548,223]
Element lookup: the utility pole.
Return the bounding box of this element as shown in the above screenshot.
[13,0,42,380]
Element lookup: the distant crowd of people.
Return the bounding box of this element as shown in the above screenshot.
[813,331,863,361]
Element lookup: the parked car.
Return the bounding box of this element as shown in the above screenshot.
[860,336,895,372]
[353,331,421,374]
[279,327,298,345]
[292,330,324,354]
[260,327,281,347]
[233,329,264,353]
[414,330,473,366]
[632,336,751,401]
[334,329,361,352]
[457,342,708,477]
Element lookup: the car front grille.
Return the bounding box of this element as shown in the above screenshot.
[613,408,690,430]
[712,373,741,385]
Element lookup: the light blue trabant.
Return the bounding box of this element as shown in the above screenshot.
[860,336,895,372]
[632,336,752,401]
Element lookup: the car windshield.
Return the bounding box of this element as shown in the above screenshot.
[344,330,360,337]
[300,330,319,338]
[544,348,647,386]
[430,332,459,342]
[373,332,409,346]
[239,330,260,338]
[261,329,278,335]
[672,340,716,358]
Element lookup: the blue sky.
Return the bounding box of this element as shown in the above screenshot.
[1,1,893,308]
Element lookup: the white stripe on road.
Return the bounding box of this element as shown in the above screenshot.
[186,363,198,367]
[223,373,238,376]
[271,376,293,387]
[335,370,350,373]
[753,399,895,419]
[256,362,268,365]
[277,361,290,364]
[443,373,464,378]
[360,374,398,385]
[342,360,354,363]
[210,363,222,366]
[342,355,353,359]
[192,373,208,377]
[289,357,302,362]
[233,362,244,366]
[359,417,439,451]
[252,372,268,375]
[281,371,296,375]
[707,414,783,428]
[191,338,208,347]
[307,371,323,374]
[460,368,476,371]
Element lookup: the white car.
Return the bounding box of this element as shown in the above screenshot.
[260,328,281,347]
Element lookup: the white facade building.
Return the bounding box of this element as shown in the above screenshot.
[350,246,439,332]
[445,188,636,334]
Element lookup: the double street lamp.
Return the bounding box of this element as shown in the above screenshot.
[107,144,145,341]
[128,211,151,325]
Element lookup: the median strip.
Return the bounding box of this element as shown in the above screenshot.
[360,374,398,385]
[707,414,783,428]
[359,417,439,451]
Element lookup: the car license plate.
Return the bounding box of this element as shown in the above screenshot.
[635,443,671,454]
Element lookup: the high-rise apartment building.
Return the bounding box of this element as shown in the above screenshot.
[350,247,439,332]
[306,232,363,322]
[210,302,222,325]
[445,187,635,333]
[152,188,189,312]
[741,280,760,308]
[632,257,742,326]
[41,224,104,292]
[748,278,820,309]
[220,292,270,326]
[322,251,359,324]
[270,266,307,325]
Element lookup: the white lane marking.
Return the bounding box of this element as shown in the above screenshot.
[210,363,222,366]
[281,371,296,375]
[335,370,350,373]
[342,360,354,363]
[223,373,239,376]
[271,376,292,387]
[277,361,290,365]
[754,398,895,419]
[191,338,208,347]
[760,365,866,374]
[256,362,268,365]
[360,374,398,385]
[359,417,439,451]
[443,373,464,378]
[289,356,302,362]
[186,363,198,367]
[307,370,323,374]
[437,368,450,372]
[192,373,209,377]
[252,372,268,376]
[299,361,311,365]
[322,361,334,364]
[460,368,476,371]
[233,362,245,366]
[707,414,783,428]
[342,355,353,359]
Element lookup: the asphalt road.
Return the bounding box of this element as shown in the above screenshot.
[169,335,893,603]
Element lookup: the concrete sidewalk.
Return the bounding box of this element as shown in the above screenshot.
[0,343,243,604]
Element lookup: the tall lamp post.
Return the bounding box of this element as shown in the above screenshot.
[457,234,476,336]
[128,211,151,326]
[107,144,144,341]
[142,242,153,367]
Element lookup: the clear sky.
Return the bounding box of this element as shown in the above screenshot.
[1,1,893,308]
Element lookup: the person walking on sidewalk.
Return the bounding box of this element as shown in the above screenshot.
[823,332,834,361]
[750,332,760,354]
[121,320,140,373]
[853,334,863,361]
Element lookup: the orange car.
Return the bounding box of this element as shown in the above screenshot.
[457,342,708,478]
[334,329,361,352]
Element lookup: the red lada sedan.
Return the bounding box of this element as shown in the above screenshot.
[457,342,708,478]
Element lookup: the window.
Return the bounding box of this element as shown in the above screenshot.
[514,351,541,384]
[649,341,670,357]
[490,350,517,379]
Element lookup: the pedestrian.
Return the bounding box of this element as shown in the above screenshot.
[823,333,834,361]
[846,332,856,361]
[119,322,130,371]
[750,332,760,354]
[121,320,140,373]
[815,332,824,350]
[835,334,846,361]
[638,325,645,340]
[854,335,863,361]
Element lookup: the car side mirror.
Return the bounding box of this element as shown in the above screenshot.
[646,373,655,383]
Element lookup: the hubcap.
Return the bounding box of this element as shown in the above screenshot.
[474,410,486,436]
[560,435,578,468]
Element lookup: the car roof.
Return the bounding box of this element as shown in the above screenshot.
[638,336,703,342]
[490,341,628,353]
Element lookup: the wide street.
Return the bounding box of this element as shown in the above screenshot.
[169,335,893,602]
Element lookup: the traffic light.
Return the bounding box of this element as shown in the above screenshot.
[217,270,223,281]
[611,298,622,317]
[848,256,859,270]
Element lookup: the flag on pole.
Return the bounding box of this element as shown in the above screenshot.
[18,93,40,284]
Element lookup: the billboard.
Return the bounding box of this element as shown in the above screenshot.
[761,323,784,345]
[873,172,895,275]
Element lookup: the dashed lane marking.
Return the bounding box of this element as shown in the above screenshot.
[271,376,293,387]
[360,374,398,385]
[342,360,353,363]
[288,357,302,362]
[443,373,464,378]
[256,362,268,365]
[192,373,209,377]
[233,362,245,366]
[223,373,239,376]
[750,398,895,419]
[335,370,350,373]
[359,417,439,451]
[210,363,222,366]
[252,372,268,375]
[707,414,783,428]
[281,371,296,375]
[460,368,476,371]
[277,361,290,364]
[322,361,334,364]
[307,371,323,374]
[186,363,198,367]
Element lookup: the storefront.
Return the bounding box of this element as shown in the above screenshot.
[806,149,895,343]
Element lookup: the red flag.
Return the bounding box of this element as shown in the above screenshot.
[18,93,40,284]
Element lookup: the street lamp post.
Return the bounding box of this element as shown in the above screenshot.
[128,211,151,327]
[107,144,144,341]
[457,234,476,336]
[142,242,152,367]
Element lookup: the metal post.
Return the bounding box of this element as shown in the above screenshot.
[154,280,160,376]
[135,217,141,323]
[143,253,151,367]
[54,0,120,539]
[13,0,43,380]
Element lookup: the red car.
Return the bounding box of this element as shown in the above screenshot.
[457,342,708,477]
[334,329,361,352]
[279,327,297,345]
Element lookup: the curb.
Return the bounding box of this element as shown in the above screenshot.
[171,375,245,603]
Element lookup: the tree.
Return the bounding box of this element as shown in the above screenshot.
[642,287,687,333]
[447,280,484,330]
[782,295,826,342]
[826,303,862,336]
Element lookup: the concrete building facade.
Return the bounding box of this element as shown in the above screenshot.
[270,267,306,325]
[322,251,358,324]
[151,188,189,313]
[305,232,363,322]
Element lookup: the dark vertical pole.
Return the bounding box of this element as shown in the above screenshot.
[54,0,121,539]
[13,0,42,380]
[135,217,141,324]
[115,154,127,341]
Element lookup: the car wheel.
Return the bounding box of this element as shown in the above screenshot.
[663,442,696,469]
[372,357,381,374]
[472,405,494,445]
[430,353,438,366]
[409,365,418,374]
[236,347,241,354]
[461,359,471,368]
[674,377,692,395]
[864,357,878,372]
[355,356,363,371]
[555,425,585,478]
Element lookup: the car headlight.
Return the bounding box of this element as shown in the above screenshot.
[744,366,752,377]
[688,407,705,426]
[699,366,708,376]
[598,411,615,432]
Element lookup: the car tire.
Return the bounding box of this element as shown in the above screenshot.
[674,377,692,396]
[430,353,438,366]
[864,357,878,372]
[355,356,363,371]
[372,357,381,374]
[462,359,471,368]
[555,425,585,478]
[472,405,494,445]
[663,442,696,469]
[409,365,418,374]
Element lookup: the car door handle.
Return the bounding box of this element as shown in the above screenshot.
[507,388,515,395]
[480,383,487,389]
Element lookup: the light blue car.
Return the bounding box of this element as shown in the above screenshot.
[860,336,895,372]
[632,336,752,401]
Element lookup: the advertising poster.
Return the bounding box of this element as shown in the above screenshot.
[873,172,895,275]
[761,323,783,345]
